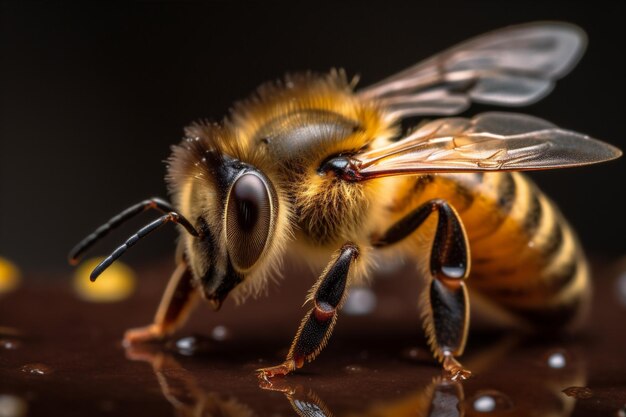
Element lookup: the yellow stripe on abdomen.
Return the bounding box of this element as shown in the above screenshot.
[391,172,590,329]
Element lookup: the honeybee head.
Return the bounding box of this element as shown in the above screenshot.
[167,124,288,310]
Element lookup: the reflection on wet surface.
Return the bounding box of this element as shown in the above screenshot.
[125,346,257,417]
[129,334,586,417]
[1,260,625,416]
[562,387,594,400]
[19,364,54,376]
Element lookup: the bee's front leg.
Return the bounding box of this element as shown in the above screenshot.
[374,198,471,380]
[124,260,199,345]
[257,243,359,379]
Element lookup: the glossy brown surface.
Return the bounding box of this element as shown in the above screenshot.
[1,259,625,417]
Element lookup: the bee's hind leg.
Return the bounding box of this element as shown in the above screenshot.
[257,243,359,379]
[374,199,471,380]
[124,260,199,346]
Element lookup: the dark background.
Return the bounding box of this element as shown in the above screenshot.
[1,2,624,274]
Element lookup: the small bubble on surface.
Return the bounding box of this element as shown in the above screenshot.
[0,257,21,295]
[473,395,496,412]
[471,391,513,413]
[0,339,20,350]
[175,336,198,356]
[562,386,593,399]
[74,257,136,303]
[344,365,364,373]
[617,272,626,307]
[547,351,567,369]
[211,325,229,341]
[174,335,212,356]
[20,363,53,376]
[402,347,421,361]
[0,394,28,417]
[343,286,377,316]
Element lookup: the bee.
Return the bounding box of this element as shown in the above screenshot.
[69,22,621,380]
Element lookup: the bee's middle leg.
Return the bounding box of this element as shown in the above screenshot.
[257,243,359,379]
[374,198,471,380]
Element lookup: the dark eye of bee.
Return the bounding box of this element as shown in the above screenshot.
[226,172,272,271]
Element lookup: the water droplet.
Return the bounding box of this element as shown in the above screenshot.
[562,386,593,399]
[344,365,364,373]
[174,335,211,356]
[0,338,20,350]
[343,286,377,316]
[402,347,422,361]
[0,394,28,417]
[471,390,513,413]
[473,395,495,412]
[547,351,567,369]
[0,257,21,295]
[73,257,136,302]
[20,363,53,376]
[211,325,229,341]
[175,336,198,355]
[617,272,626,307]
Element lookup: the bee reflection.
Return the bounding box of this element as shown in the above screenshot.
[125,335,586,417]
[260,377,462,417]
[125,345,255,417]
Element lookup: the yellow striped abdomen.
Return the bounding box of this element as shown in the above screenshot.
[388,172,590,330]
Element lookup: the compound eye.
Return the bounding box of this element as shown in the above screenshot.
[225,173,273,271]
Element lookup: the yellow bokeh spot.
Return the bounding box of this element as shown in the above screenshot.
[73,257,136,302]
[0,257,21,295]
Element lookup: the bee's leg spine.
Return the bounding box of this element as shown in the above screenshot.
[256,243,359,378]
[373,198,471,380]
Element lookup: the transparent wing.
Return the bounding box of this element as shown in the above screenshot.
[355,113,621,178]
[358,22,587,119]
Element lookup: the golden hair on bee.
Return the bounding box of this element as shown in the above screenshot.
[167,122,294,304]
[70,22,621,381]
[232,70,394,144]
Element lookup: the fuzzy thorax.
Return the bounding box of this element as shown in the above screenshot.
[164,70,399,304]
